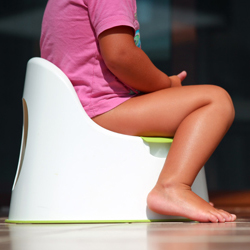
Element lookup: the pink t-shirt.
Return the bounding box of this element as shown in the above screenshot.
[40,0,141,118]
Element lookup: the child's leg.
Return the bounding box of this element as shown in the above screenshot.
[93,85,236,222]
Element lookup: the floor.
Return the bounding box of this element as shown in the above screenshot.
[1,218,250,250]
[1,191,250,250]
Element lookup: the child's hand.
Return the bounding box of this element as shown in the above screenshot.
[169,71,187,87]
[177,71,187,82]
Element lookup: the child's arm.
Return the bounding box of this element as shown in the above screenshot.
[99,26,185,93]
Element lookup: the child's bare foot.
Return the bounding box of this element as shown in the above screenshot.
[147,183,236,223]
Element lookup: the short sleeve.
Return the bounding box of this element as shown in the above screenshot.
[85,0,137,37]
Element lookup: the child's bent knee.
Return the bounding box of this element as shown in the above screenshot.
[211,86,235,124]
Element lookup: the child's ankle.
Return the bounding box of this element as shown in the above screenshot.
[156,180,191,191]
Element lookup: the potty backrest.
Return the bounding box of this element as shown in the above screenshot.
[23,57,88,119]
[13,57,99,190]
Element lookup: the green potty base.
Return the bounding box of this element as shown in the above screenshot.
[5,218,192,224]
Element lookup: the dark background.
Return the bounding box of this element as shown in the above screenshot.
[1,0,249,209]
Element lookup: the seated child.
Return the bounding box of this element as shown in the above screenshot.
[40,0,236,222]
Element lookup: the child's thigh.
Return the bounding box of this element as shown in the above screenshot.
[92,85,224,137]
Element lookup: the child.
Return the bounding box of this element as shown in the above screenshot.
[40,0,236,223]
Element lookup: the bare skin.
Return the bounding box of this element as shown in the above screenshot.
[93,26,236,223]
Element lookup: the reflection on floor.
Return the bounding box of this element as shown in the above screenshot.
[0,217,250,250]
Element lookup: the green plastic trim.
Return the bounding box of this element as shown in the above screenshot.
[5,218,192,224]
[141,137,173,143]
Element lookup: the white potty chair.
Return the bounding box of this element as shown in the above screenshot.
[7,58,208,223]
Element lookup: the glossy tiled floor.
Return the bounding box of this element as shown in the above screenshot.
[1,217,250,250]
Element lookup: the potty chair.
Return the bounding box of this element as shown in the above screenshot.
[6,58,208,223]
